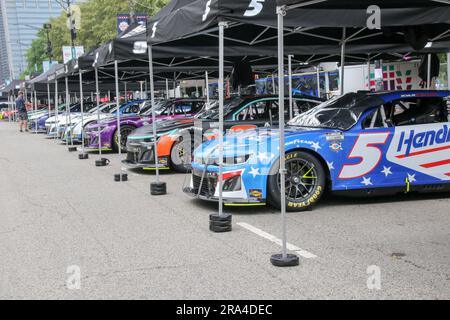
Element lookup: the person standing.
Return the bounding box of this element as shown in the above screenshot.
[16,91,28,132]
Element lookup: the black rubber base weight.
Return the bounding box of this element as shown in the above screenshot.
[78,153,89,160]
[95,158,110,167]
[68,147,77,152]
[270,254,300,267]
[150,182,167,195]
[209,213,232,233]
[114,173,128,182]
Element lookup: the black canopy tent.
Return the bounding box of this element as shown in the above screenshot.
[141,0,450,264]
[144,0,450,228]
[269,0,450,265]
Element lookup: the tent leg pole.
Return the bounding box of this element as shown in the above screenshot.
[54,78,58,140]
[272,73,276,94]
[205,71,210,106]
[65,76,72,147]
[149,45,166,195]
[218,22,225,218]
[79,71,87,160]
[165,78,169,99]
[124,81,127,102]
[271,6,299,268]
[173,73,176,98]
[288,55,293,120]
[316,66,321,98]
[47,82,51,120]
[95,67,103,159]
[34,91,38,133]
[427,53,432,89]
[447,52,450,90]
[340,27,346,96]
[209,21,232,233]
[113,60,124,181]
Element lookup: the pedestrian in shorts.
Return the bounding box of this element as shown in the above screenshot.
[16,91,28,132]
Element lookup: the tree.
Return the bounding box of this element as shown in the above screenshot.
[24,0,168,77]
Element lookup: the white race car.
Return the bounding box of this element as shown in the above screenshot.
[45,101,95,137]
[63,102,117,143]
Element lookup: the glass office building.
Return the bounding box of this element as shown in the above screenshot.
[0,0,83,84]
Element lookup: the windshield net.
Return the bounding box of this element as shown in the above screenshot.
[288,93,381,130]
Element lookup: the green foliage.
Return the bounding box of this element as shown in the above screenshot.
[24,0,169,77]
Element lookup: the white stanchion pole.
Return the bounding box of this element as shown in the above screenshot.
[288,55,293,120]
[271,6,299,267]
[340,27,346,96]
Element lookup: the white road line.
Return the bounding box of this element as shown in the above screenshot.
[237,222,317,259]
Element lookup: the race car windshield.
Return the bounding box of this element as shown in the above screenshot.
[199,97,243,120]
[288,93,380,130]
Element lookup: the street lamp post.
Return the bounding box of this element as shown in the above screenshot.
[43,23,52,64]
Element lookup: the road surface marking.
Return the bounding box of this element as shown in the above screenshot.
[237,222,317,259]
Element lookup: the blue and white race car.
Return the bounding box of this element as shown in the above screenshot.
[184,90,450,210]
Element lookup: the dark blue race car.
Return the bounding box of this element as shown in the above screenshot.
[184,90,450,211]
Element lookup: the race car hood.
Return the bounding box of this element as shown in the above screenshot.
[128,118,195,140]
[100,115,142,126]
[194,126,329,161]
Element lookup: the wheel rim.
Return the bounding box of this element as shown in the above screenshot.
[172,140,191,167]
[120,128,133,149]
[278,158,318,202]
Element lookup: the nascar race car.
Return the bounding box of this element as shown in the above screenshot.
[123,95,322,172]
[85,98,208,152]
[45,101,95,137]
[63,102,117,143]
[184,90,450,210]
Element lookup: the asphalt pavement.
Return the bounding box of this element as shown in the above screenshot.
[0,122,448,299]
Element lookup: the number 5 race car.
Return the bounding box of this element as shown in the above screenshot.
[184,91,450,210]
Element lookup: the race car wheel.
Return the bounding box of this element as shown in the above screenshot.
[268,151,326,211]
[170,138,192,172]
[113,125,135,152]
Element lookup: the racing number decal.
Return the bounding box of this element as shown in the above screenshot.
[151,22,158,38]
[244,0,265,17]
[202,0,212,21]
[339,132,390,179]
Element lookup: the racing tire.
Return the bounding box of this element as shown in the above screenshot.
[170,138,192,173]
[268,151,326,211]
[113,125,136,153]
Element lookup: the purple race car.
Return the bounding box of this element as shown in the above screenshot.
[84,98,208,152]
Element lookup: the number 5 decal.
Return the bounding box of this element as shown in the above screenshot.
[244,0,265,17]
[339,132,390,179]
